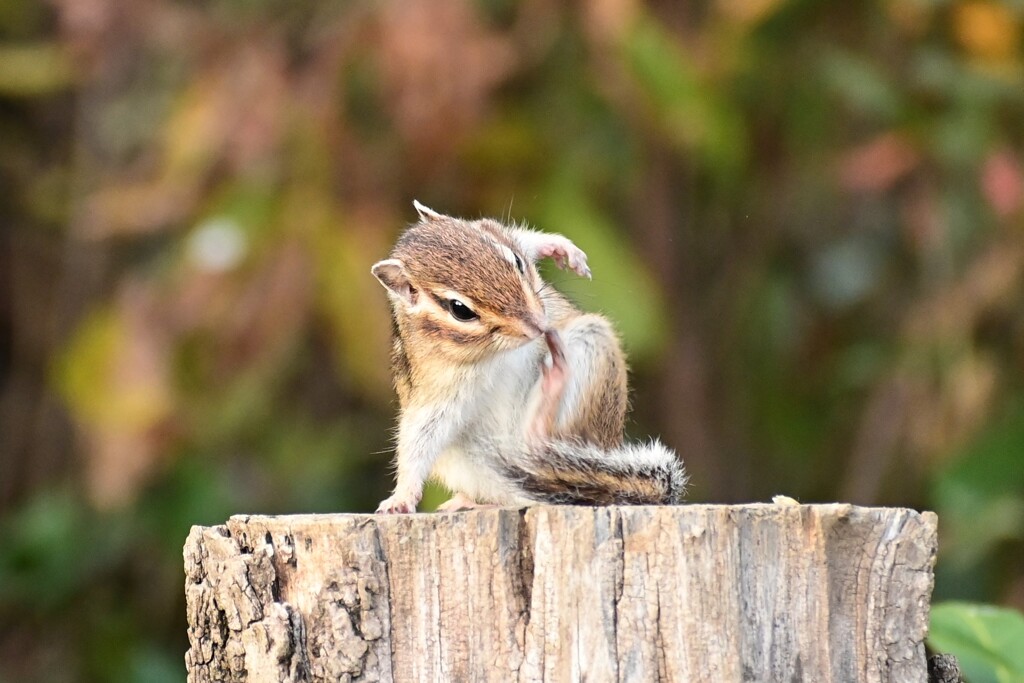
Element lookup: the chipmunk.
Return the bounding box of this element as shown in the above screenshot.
[370,201,686,513]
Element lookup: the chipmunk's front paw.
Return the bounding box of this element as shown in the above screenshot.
[537,236,592,279]
[376,493,420,514]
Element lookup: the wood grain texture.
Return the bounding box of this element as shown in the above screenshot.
[184,504,937,682]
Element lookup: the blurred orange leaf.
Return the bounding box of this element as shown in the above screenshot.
[953,1,1020,64]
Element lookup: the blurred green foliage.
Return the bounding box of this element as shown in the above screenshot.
[2,0,1024,679]
[929,602,1024,683]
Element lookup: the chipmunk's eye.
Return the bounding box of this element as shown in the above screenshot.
[513,253,525,275]
[448,299,479,322]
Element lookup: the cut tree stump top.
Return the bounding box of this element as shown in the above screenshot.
[184,504,937,683]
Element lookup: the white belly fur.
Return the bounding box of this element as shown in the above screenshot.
[429,340,543,503]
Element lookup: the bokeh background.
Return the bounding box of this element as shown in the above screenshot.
[2,0,1024,680]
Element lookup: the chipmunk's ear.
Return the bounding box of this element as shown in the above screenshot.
[413,199,444,222]
[372,259,416,304]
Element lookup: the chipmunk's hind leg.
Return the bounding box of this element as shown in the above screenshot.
[436,493,497,512]
[554,314,628,448]
[526,330,568,443]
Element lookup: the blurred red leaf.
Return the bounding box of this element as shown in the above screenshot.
[839,131,919,193]
[982,149,1024,219]
[375,0,517,162]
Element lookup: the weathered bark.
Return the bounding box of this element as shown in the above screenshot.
[184,504,937,682]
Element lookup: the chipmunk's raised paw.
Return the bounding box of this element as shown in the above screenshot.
[536,237,591,279]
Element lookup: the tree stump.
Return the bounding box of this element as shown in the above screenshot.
[183,504,937,682]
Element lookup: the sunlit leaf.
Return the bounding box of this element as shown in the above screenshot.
[952,2,1020,65]
[55,309,173,431]
[928,602,1024,683]
[0,43,72,96]
[162,73,228,180]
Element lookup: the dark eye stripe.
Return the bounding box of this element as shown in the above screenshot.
[429,293,449,310]
[513,253,525,274]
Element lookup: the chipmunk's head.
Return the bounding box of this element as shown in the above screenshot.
[372,201,547,361]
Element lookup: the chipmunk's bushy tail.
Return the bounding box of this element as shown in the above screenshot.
[494,439,687,505]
